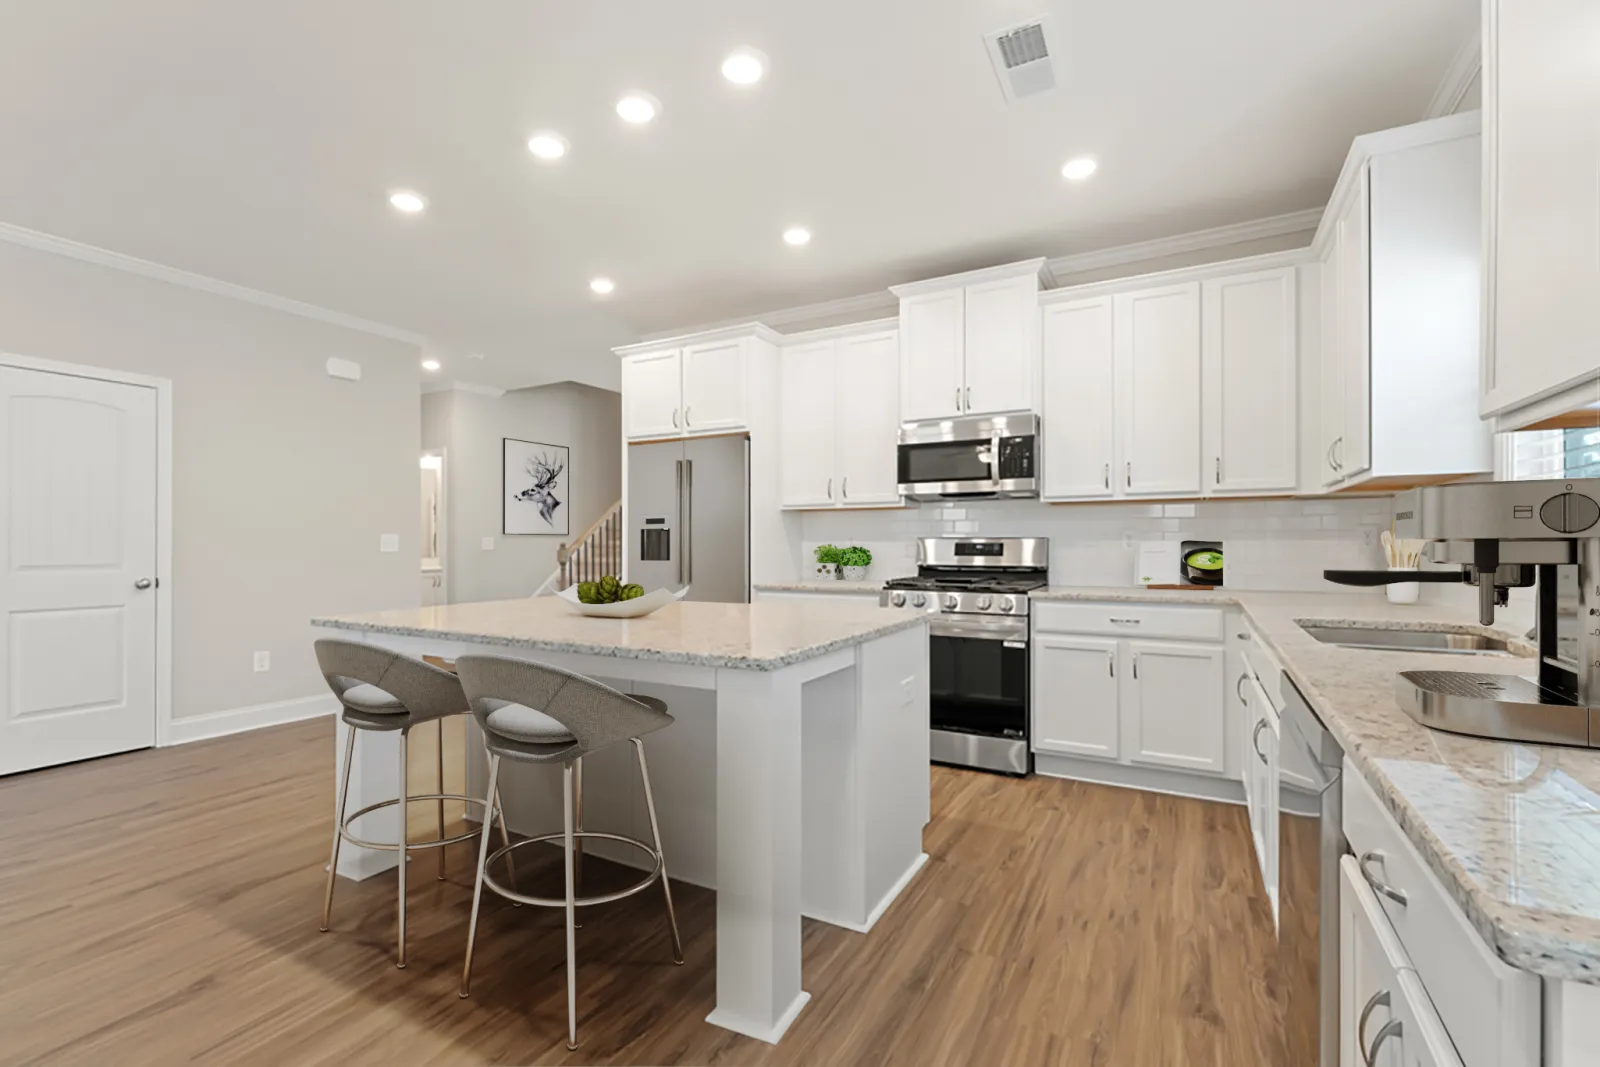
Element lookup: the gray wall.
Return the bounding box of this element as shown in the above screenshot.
[422,383,621,603]
[0,241,421,723]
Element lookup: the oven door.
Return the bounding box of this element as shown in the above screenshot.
[897,436,998,498]
[928,615,1031,774]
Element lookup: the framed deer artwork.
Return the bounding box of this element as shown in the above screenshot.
[502,438,569,536]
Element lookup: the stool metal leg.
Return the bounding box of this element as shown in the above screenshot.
[397,726,409,969]
[320,724,358,932]
[436,718,447,881]
[459,753,501,998]
[573,756,584,895]
[633,738,683,965]
[495,781,518,898]
[563,761,579,1052]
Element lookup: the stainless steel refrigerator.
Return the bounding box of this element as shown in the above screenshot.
[626,435,750,603]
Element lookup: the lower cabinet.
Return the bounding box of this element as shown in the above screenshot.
[1124,640,1226,773]
[1033,635,1121,759]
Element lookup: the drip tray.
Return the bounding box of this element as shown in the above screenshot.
[1396,670,1596,748]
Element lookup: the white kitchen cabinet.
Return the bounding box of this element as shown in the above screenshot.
[1117,283,1202,496]
[1033,634,1121,760]
[1202,267,1298,494]
[622,347,684,440]
[1245,673,1279,921]
[1040,297,1116,499]
[779,325,901,510]
[1396,971,1466,1067]
[778,340,836,507]
[1124,639,1225,774]
[1312,114,1490,491]
[681,338,747,434]
[1481,0,1600,427]
[893,259,1045,421]
[420,570,445,607]
[1341,855,1412,1067]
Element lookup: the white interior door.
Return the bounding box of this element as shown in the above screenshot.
[1,366,158,775]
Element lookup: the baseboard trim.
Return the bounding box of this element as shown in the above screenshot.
[165,694,338,746]
[1034,752,1246,806]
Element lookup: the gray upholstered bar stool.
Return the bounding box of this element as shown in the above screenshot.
[314,638,515,968]
[455,654,683,1052]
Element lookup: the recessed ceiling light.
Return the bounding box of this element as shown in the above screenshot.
[783,227,811,247]
[722,48,768,85]
[1061,157,1098,181]
[389,190,427,214]
[590,277,615,295]
[527,131,569,160]
[421,358,441,372]
[616,92,660,124]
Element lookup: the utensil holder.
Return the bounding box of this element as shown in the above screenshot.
[1386,567,1420,605]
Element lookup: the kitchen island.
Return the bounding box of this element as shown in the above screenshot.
[310,595,930,1044]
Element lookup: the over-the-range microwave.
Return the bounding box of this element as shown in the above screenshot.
[897,412,1038,501]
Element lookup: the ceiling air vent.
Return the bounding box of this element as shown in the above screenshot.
[984,16,1062,103]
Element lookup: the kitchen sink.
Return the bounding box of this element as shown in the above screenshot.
[1298,624,1531,657]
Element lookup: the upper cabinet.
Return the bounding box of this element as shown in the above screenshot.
[1312,114,1491,491]
[778,324,902,510]
[1042,263,1296,502]
[892,260,1046,421]
[1481,0,1600,427]
[616,326,780,442]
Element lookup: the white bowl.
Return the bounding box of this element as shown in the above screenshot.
[555,585,686,619]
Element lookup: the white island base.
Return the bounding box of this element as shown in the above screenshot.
[312,602,929,1045]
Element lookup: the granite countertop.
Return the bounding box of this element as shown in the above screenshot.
[312,595,925,672]
[754,580,893,595]
[1041,584,1600,984]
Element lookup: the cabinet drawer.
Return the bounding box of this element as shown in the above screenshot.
[1033,601,1224,642]
[1342,762,1540,1067]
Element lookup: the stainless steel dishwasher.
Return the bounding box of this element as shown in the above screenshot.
[1279,673,1346,1067]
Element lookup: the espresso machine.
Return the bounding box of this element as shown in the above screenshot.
[1324,479,1600,747]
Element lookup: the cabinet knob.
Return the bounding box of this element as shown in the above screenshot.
[134,578,153,590]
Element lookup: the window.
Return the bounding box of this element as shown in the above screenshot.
[1505,429,1600,480]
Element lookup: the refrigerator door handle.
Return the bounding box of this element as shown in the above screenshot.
[684,459,694,586]
[675,459,686,586]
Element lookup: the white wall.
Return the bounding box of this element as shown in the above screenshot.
[422,383,621,602]
[0,240,421,731]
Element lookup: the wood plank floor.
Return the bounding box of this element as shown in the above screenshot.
[0,717,1278,1066]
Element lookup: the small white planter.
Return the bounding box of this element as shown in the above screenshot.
[815,562,839,579]
[842,565,869,582]
[1386,567,1420,605]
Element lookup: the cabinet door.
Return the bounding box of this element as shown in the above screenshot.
[834,330,902,506]
[681,338,747,434]
[1116,284,1202,496]
[963,274,1037,415]
[1338,172,1372,479]
[1395,971,1465,1067]
[1318,241,1345,487]
[622,348,683,440]
[1041,298,1116,499]
[1032,635,1121,760]
[1482,0,1600,419]
[1250,679,1281,923]
[1202,268,1298,494]
[1340,856,1411,1067]
[1123,639,1225,774]
[900,289,966,421]
[778,341,837,508]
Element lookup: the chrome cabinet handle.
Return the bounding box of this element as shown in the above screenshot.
[134,578,153,590]
[1333,436,1344,470]
[1108,617,1141,625]
[1108,651,1115,678]
[966,386,972,411]
[1126,461,1131,488]
[956,387,963,412]
[684,406,692,428]
[1252,718,1269,762]
[1103,463,1109,490]
[1357,851,1408,906]
[1236,672,1250,705]
[1215,456,1221,484]
[827,477,833,500]
[842,477,848,500]
[1365,1019,1402,1067]
[1357,989,1391,1063]
[672,408,679,429]
[1132,653,1139,680]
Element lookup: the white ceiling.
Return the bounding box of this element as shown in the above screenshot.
[0,0,1475,391]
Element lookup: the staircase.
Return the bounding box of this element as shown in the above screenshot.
[536,501,622,594]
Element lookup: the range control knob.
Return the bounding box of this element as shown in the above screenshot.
[911,593,928,608]
[1540,492,1600,534]
[890,591,906,607]
[998,596,1016,614]
[943,593,961,611]
[975,595,994,611]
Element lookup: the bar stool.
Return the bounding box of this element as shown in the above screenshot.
[454,654,683,1052]
[314,639,515,968]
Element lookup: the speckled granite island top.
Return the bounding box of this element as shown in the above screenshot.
[1041,585,1600,984]
[313,595,927,672]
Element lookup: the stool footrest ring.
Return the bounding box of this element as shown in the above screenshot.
[482,832,663,908]
[340,793,490,852]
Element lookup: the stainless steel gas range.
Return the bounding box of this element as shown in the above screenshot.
[880,537,1048,776]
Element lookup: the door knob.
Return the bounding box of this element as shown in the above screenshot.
[134,578,154,590]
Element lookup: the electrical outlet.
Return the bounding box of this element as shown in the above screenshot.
[379,533,400,553]
[1362,528,1376,547]
[253,651,270,673]
[481,536,495,551]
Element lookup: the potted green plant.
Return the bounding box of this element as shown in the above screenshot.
[839,546,872,582]
[813,544,844,579]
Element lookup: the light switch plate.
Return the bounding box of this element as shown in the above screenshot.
[481,536,495,551]
[253,651,270,672]
[379,533,400,553]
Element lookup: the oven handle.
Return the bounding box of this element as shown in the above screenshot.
[928,617,1030,642]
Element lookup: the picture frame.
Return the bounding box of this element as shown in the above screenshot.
[502,438,569,536]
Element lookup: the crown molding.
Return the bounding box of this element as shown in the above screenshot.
[888,257,1050,299]
[614,322,784,357]
[1425,29,1482,120]
[1040,247,1311,305]
[778,316,900,345]
[0,220,427,347]
[1045,210,1321,280]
